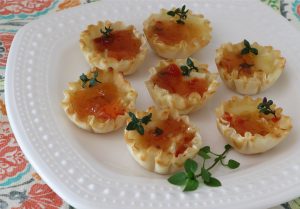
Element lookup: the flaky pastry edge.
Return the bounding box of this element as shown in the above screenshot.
[145,59,219,115]
[124,107,202,174]
[215,96,292,154]
[80,21,147,75]
[215,42,286,95]
[62,67,137,133]
[143,9,212,59]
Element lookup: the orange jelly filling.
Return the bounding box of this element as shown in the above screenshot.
[152,64,208,97]
[149,20,199,45]
[70,82,125,120]
[93,28,141,61]
[222,112,278,136]
[219,50,255,76]
[141,117,195,157]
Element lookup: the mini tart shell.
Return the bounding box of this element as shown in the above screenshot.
[215,96,292,154]
[124,107,202,174]
[145,59,219,115]
[80,21,147,75]
[215,41,286,95]
[62,67,137,133]
[143,9,212,59]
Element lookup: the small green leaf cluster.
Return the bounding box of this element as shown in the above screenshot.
[80,72,101,88]
[126,112,152,135]
[180,58,199,76]
[241,39,258,55]
[257,97,276,117]
[168,144,240,192]
[167,5,189,24]
[100,26,113,38]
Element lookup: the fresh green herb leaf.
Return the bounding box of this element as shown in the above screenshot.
[180,58,199,76]
[154,127,163,136]
[204,177,222,187]
[198,150,211,159]
[241,39,258,56]
[141,113,152,125]
[126,121,136,130]
[186,57,193,66]
[183,179,199,192]
[184,159,198,174]
[168,172,187,185]
[244,39,250,48]
[200,146,211,153]
[126,112,153,135]
[167,11,176,16]
[79,72,101,88]
[250,47,258,55]
[80,73,89,88]
[257,97,276,117]
[224,144,232,150]
[167,144,240,192]
[167,5,189,24]
[227,159,240,169]
[136,125,144,135]
[201,168,211,183]
[100,26,113,38]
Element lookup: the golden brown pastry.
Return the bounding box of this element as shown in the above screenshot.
[143,5,212,59]
[145,58,219,114]
[216,40,286,95]
[124,107,202,174]
[215,96,292,154]
[80,21,147,75]
[62,67,137,133]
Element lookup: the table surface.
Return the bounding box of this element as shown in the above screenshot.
[0,0,300,208]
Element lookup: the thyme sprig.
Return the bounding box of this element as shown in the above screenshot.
[180,58,198,76]
[100,26,113,38]
[168,144,240,192]
[80,72,101,88]
[126,112,152,135]
[167,5,189,24]
[241,39,258,55]
[257,97,276,117]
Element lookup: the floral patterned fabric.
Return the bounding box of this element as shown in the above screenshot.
[0,0,299,208]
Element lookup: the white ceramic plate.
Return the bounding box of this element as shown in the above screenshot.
[5,0,300,208]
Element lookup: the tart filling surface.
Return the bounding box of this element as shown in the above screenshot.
[62,67,137,133]
[143,8,212,59]
[215,96,292,154]
[216,40,286,95]
[124,107,202,174]
[80,21,147,75]
[146,59,219,114]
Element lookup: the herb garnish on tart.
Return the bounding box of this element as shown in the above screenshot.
[180,57,200,76]
[241,39,258,55]
[100,26,113,38]
[146,59,218,114]
[215,40,286,95]
[216,96,292,154]
[143,7,212,58]
[167,5,189,24]
[80,21,147,75]
[124,107,202,174]
[62,67,137,133]
[80,71,101,88]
